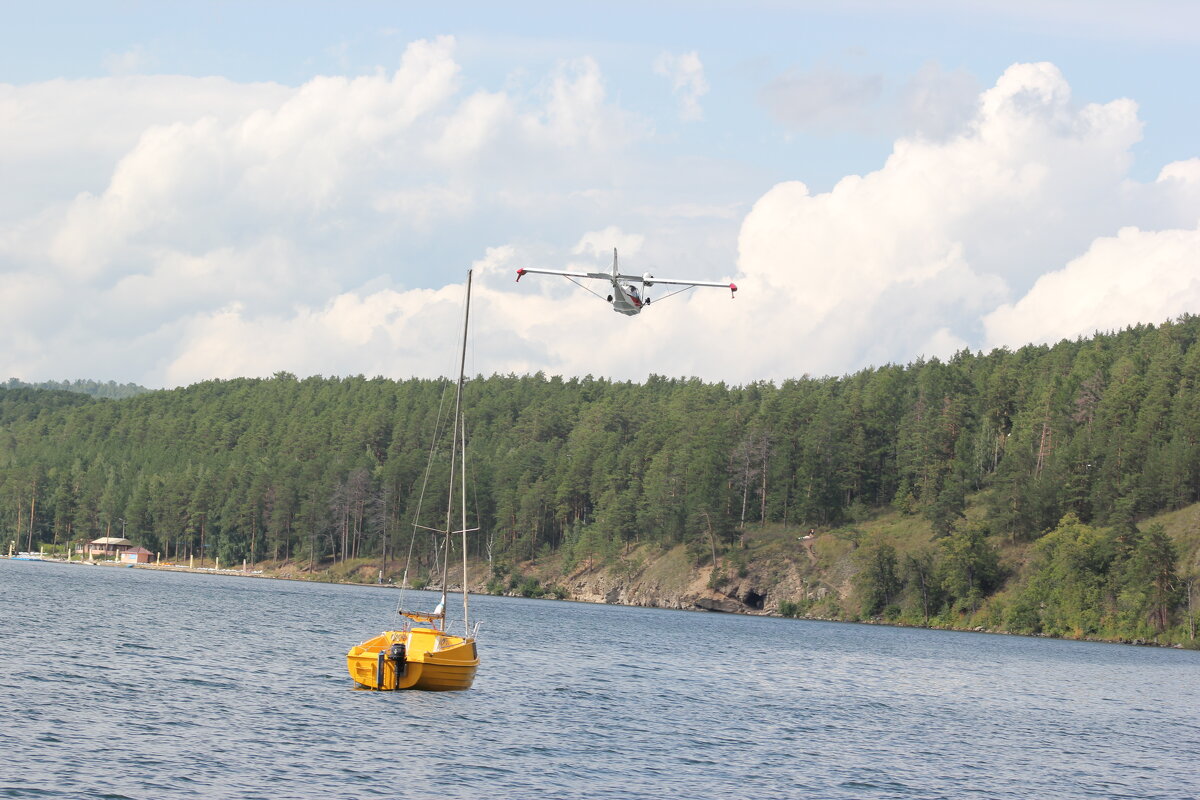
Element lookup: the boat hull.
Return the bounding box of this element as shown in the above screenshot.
[347,628,478,691]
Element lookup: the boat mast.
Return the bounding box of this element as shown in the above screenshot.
[442,269,473,637]
[460,388,471,639]
[459,270,473,638]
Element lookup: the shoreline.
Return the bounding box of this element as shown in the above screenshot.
[2,554,404,586]
[5,554,1192,650]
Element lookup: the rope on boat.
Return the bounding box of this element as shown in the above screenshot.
[396,378,453,619]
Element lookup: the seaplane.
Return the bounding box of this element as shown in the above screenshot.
[515,248,737,316]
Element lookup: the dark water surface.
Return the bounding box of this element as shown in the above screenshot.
[2,559,1198,799]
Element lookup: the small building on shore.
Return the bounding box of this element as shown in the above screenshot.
[120,545,154,564]
[87,537,133,559]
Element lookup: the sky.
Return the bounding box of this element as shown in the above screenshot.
[2,1,1199,388]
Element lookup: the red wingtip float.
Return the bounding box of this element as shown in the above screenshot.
[514,248,739,316]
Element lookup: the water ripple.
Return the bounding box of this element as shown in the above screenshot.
[3,559,1199,799]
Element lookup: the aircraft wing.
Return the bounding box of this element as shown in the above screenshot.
[516,267,612,282]
[637,275,738,293]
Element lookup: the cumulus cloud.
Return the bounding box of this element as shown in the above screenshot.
[163,242,652,386]
[654,51,709,122]
[983,221,1200,348]
[690,61,1199,378]
[3,52,1199,388]
[574,226,645,260]
[0,75,291,218]
[9,35,640,286]
[0,36,673,385]
[165,285,468,386]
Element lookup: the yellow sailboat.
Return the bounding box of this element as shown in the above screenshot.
[347,270,480,691]
[347,616,479,691]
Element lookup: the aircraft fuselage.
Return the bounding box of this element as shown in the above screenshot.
[610,281,645,315]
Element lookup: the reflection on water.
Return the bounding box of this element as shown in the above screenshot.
[2,559,1198,799]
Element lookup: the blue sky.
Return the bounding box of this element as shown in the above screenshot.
[2,2,1199,386]
[6,2,1197,183]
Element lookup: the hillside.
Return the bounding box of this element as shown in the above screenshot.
[483,496,1199,646]
[2,317,1200,644]
[201,494,1199,646]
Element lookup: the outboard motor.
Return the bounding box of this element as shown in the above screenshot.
[386,643,407,689]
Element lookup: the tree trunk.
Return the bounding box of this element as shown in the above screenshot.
[760,453,768,527]
[27,493,36,552]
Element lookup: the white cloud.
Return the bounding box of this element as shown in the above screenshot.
[1159,158,1200,183]
[427,90,511,162]
[697,62,1200,379]
[3,52,1199,388]
[574,226,644,260]
[165,285,467,386]
[983,223,1200,348]
[654,51,709,122]
[373,186,475,231]
[0,36,672,386]
[38,34,471,283]
[0,75,290,218]
[521,57,639,152]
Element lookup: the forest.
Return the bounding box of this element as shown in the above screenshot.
[3,378,150,400]
[2,316,1199,642]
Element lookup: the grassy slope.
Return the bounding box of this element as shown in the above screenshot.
[736,497,1200,643]
[236,495,1200,645]
[510,495,1200,644]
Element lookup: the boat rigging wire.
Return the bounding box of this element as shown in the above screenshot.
[396,379,453,618]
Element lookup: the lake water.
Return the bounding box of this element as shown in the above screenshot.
[1,558,1198,799]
